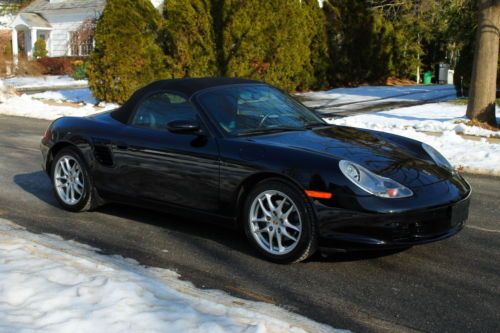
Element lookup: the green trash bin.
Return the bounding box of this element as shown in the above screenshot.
[423,71,432,84]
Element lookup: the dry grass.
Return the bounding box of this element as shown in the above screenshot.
[14,58,44,76]
[454,119,499,131]
[449,98,500,131]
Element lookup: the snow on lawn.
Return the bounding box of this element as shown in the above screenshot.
[327,103,500,138]
[2,76,88,90]
[0,218,340,333]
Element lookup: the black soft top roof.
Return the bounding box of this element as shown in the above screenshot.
[147,77,261,96]
[112,77,262,123]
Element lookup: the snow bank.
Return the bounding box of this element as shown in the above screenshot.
[0,93,117,120]
[327,103,500,138]
[0,76,116,118]
[0,218,340,333]
[2,76,88,90]
[0,77,113,119]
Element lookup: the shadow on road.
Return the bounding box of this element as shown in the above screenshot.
[13,170,60,208]
[13,170,256,258]
[98,202,257,256]
[13,170,407,264]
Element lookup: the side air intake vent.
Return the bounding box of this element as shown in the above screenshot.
[93,145,114,166]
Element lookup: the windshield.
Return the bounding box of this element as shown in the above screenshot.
[197,85,325,136]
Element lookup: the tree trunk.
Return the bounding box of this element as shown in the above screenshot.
[466,0,500,126]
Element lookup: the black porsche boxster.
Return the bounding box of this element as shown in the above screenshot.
[41,78,471,263]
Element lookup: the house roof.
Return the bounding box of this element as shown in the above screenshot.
[21,0,105,13]
[10,12,52,29]
[18,13,52,28]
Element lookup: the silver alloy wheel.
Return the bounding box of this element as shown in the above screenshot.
[249,190,302,255]
[54,155,85,206]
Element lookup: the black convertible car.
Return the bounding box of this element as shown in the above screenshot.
[41,78,471,263]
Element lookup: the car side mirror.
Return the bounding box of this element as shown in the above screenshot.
[167,120,202,134]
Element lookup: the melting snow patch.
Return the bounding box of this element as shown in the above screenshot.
[0,218,342,333]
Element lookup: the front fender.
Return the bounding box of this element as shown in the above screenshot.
[43,117,100,174]
[217,138,345,217]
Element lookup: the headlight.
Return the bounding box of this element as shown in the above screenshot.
[339,160,413,198]
[422,143,453,171]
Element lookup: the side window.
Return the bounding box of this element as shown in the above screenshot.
[131,92,197,130]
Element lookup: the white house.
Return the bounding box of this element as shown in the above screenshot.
[10,0,105,62]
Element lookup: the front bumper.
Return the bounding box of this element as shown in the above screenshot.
[315,188,471,251]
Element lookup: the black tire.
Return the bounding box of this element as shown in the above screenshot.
[243,179,317,263]
[51,147,101,212]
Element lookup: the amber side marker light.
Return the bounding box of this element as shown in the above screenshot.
[305,190,332,199]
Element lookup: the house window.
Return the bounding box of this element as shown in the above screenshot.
[68,19,97,56]
[80,35,94,56]
[69,31,94,56]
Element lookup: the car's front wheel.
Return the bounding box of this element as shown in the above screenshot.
[51,147,98,212]
[243,179,317,263]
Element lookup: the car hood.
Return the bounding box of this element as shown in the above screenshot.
[245,126,450,188]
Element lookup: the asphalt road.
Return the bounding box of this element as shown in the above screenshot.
[0,114,499,333]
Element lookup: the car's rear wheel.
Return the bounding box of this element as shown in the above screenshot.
[51,147,98,212]
[243,179,317,263]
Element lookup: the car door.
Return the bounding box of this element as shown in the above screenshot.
[111,90,221,213]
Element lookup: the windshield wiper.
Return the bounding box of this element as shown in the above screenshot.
[237,127,306,136]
